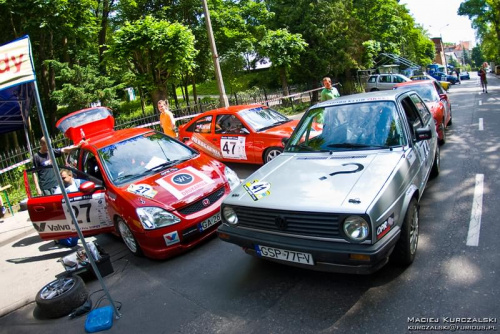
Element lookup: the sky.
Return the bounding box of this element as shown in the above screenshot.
[399,0,478,46]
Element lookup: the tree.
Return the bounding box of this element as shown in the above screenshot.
[258,29,307,96]
[107,16,197,107]
[49,61,123,113]
[459,0,500,61]
[471,46,485,68]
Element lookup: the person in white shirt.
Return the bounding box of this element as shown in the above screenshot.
[54,169,83,194]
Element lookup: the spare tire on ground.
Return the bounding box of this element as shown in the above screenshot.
[35,275,88,319]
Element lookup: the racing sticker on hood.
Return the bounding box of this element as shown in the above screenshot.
[156,166,214,200]
[127,183,158,199]
[319,163,364,180]
[243,180,271,201]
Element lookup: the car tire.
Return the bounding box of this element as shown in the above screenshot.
[264,147,283,163]
[117,217,143,256]
[35,275,88,319]
[448,108,452,126]
[430,143,440,178]
[438,120,446,145]
[370,88,379,92]
[391,198,419,266]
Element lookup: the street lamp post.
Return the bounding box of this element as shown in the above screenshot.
[201,0,229,108]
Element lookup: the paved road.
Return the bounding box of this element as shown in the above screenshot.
[1,74,499,333]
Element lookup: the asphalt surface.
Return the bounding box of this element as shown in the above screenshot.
[0,75,499,334]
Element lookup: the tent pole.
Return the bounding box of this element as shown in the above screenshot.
[31,82,122,319]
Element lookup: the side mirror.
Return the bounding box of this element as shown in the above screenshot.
[415,126,432,142]
[439,94,448,101]
[79,181,96,194]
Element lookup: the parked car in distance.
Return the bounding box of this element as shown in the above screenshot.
[218,90,440,274]
[459,71,470,80]
[178,104,299,164]
[25,107,241,259]
[393,80,452,144]
[364,73,411,92]
[429,71,458,85]
[411,73,450,91]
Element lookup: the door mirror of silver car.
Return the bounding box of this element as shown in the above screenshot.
[415,126,432,142]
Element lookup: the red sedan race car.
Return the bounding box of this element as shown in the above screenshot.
[178,104,299,164]
[24,107,240,259]
[393,80,452,144]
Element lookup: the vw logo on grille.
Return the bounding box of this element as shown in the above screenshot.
[202,198,210,207]
[275,215,288,230]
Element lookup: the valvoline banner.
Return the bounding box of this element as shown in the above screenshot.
[0,36,35,91]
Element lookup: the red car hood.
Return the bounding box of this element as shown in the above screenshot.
[117,154,227,212]
[258,119,300,136]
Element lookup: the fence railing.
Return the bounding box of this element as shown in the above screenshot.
[0,86,321,209]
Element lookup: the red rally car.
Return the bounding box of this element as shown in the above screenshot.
[178,104,299,164]
[24,107,240,259]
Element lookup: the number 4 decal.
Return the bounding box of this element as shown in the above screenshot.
[222,141,236,155]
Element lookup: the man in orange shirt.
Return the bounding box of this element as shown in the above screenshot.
[158,100,177,137]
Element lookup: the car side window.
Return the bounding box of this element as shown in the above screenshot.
[66,149,80,169]
[215,114,247,134]
[379,75,390,83]
[82,151,103,181]
[400,97,423,137]
[433,82,445,95]
[393,75,404,83]
[410,94,432,124]
[368,76,377,83]
[187,116,212,134]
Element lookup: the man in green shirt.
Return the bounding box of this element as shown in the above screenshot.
[320,77,340,101]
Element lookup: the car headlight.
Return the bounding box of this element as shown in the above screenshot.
[343,215,370,242]
[222,206,238,225]
[224,166,241,190]
[136,207,181,230]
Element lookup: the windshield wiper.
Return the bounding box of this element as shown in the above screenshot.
[149,160,182,172]
[257,120,291,132]
[114,173,140,183]
[326,143,389,149]
[287,143,316,152]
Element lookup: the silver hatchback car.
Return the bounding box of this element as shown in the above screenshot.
[218,90,440,274]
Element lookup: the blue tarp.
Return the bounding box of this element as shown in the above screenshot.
[0,82,34,135]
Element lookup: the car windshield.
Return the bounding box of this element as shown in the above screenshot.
[99,132,197,186]
[395,84,438,102]
[238,107,290,132]
[286,101,406,152]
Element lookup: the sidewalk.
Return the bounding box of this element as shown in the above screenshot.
[0,210,81,317]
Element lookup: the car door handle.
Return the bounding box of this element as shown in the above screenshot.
[33,206,46,212]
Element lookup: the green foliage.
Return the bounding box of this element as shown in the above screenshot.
[49,61,124,113]
[459,0,500,62]
[471,46,486,68]
[107,15,197,102]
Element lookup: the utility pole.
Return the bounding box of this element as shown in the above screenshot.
[201,0,229,108]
